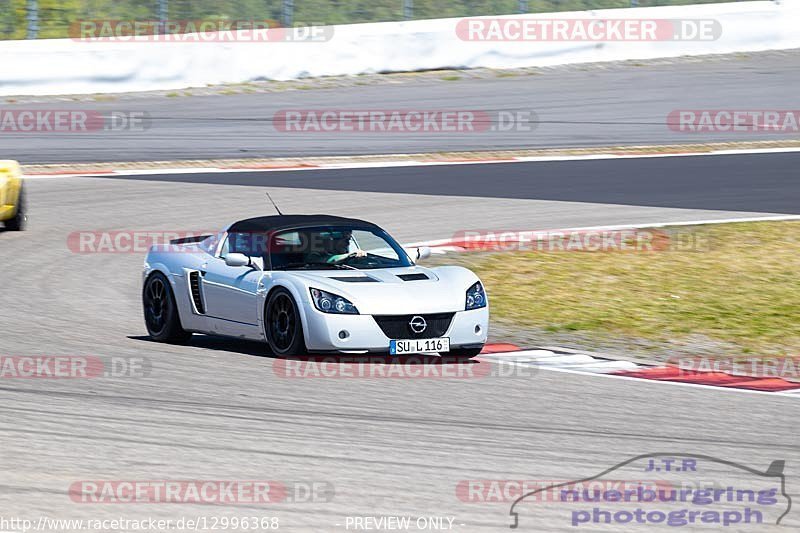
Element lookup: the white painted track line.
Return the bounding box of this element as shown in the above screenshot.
[479,350,642,372]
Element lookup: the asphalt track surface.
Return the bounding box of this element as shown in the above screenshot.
[2,153,799,532]
[2,52,800,163]
[106,152,800,215]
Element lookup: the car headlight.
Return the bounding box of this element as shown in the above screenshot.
[465,281,487,310]
[310,288,359,314]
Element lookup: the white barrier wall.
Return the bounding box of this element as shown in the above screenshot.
[0,1,798,96]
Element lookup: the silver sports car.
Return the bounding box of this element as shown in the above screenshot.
[142,215,489,358]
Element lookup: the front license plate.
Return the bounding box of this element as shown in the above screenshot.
[390,337,450,355]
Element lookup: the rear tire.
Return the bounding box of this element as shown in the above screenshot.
[265,288,307,357]
[4,185,25,231]
[143,272,192,343]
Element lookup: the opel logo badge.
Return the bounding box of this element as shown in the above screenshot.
[409,315,427,334]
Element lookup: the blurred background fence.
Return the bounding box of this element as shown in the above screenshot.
[2,0,748,40]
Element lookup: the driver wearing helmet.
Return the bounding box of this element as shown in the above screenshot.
[326,230,366,263]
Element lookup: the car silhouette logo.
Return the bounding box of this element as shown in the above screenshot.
[409,316,427,333]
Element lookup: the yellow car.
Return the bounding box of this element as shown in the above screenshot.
[0,160,25,231]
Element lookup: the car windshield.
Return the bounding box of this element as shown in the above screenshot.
[269,226,412,270]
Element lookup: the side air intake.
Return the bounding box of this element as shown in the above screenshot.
[189,271,206,314]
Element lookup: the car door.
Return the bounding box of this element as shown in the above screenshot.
[201,232,264,334]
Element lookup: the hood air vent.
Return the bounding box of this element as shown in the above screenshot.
[397,273,429,281]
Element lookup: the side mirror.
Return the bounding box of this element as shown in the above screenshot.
[224,253,251,267]
[416,247,432,261]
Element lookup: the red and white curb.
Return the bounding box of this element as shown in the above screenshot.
[21,145,800,180]
[478,344,800,397]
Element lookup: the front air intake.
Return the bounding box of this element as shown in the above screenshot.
[372,313,454,339]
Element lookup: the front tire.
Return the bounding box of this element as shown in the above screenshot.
[265,288,306,357]
[143,272,192,343]
[4,185,25,231]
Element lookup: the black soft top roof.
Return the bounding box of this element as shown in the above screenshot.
[227,214,381,233]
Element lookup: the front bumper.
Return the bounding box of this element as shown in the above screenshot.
[303,306,489,353]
